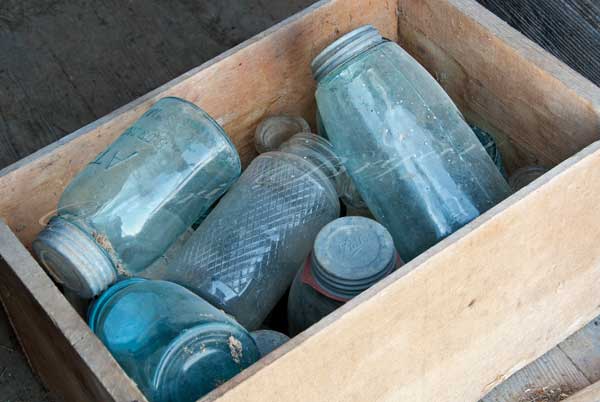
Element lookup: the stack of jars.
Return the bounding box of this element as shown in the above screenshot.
[32,25,545,402]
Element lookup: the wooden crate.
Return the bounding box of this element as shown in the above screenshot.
[1,0,600,401]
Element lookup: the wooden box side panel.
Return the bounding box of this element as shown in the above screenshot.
[564,381,600,402]
[0,0,398,249]
[0,220,147,402]
[398,0,600,172]
[201,143,600,402]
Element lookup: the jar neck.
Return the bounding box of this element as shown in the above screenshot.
[278,133,343,195]
[311,25,386,82]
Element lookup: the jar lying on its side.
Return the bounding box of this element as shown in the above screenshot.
[314,25,512,261]
[164,133,342,330]
[288,216,399,335]
[250,330,290,357]
[89,279,259,402]
[33,97,241,298]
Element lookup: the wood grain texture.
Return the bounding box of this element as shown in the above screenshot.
[477,0,600,87]
[481,347,590,401]
[0,220,147,402]
[398,0,600,173]
[0,0,397,249]
[198,140,600,402]
[564,380,600,402]
[559,318,600,383]
[1,1,600,401]
[0,0,315,169]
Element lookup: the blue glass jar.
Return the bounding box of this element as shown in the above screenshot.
[288,216,398,335]
[89,279,259,402]
[250,330,290,357]
[319,109,507,213]
[314,25,512,261]
[164,133,341,330]
[33,97,241,298]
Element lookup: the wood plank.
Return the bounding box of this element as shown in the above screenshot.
[478,312,600,401]
[0,0,316,170]
[398,0,600,173]
[0,0,398,249]
[564,380,600,402]
[559,317,600,383]
[198,140,600,401]
[481,347,590,402]
[476,0,600,87]
[0,220,146,402]
[1,1,600,401]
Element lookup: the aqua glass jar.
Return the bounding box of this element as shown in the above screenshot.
[254,115,311,153]
[288,216,398,335]
[314,25,512,261]
[164,133,341,330]
[508,165,548,191]
[89,279,259,402]
[470,125,507,178]
[33,97,241,298]
[250,330,290,357]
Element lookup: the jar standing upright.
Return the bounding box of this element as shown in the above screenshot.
[314,25,512,261]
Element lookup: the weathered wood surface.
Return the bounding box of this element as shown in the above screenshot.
[398,0,600,174]
[200,139,600,402]
[478,314,600,401]
[560,318,600,384]
[0,0,398,249]
[477,0,600,87]
[0,220,147,402]
[563,380,600,402]
[0,0,315,170]
[481,347,590,401]
[1,0,600,401]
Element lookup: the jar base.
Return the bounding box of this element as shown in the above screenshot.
[153,322,259,402]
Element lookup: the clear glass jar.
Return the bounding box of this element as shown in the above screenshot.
[88,279,259,402]
[509,165,548,191]
[470,125,507,178]
[33,97,241,298]
[164,133,341,330]
[254,115,311,153]
[287,216,398,335]
[314,25,512,261]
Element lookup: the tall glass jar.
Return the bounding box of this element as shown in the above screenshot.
[314,25,512,261]
[164,133,341,330]
[33,97,241,298]
[89,279,259,402]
